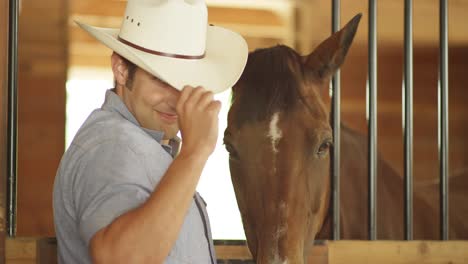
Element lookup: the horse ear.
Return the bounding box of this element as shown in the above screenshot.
[304,14,362,81]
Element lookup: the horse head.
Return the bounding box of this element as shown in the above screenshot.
[224,14,361,264]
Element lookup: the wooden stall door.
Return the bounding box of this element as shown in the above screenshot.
[1,0,10,262]
[17,0,67,236]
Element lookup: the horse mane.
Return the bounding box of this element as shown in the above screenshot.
[232,45,310,126]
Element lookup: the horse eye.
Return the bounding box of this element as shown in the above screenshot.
[317,141,331,156]
[224,142,239,161]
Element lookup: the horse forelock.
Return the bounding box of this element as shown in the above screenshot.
[231,45,307,127]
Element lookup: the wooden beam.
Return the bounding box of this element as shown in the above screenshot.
[329,241,468,264]
[215,245,252,260]
[7,238,468,264]
[71,0,127,17]
[70,0,468,47]
[5,238,37,263]
[70,1,296,47]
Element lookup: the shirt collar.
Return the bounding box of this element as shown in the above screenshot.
[101,89,180,157]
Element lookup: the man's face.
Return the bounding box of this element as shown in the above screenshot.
[121,68,180,139]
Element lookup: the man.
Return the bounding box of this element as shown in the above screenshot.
[53,0,248,263]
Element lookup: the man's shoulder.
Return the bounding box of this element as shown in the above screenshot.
[71,109,156,155]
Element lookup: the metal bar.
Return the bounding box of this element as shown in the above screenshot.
[403,0,414,241]
[7,0,18,237]
[331,0,341,241]
[439,0,449,241]
[368,0,378,240]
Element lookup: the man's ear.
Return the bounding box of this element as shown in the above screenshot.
[111,52,129,88]
[304,14,362,82]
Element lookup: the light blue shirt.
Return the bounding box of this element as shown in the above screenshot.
[53,90,216,264]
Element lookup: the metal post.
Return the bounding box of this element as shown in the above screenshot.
[403,0,414,241]
[331,0,341,241]
[368,0,378,241]
[439,0,449,241]
[7,0,19,237]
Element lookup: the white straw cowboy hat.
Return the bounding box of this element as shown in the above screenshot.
[75,0,248,93]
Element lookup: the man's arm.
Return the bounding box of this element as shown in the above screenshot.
[89,86,221,263]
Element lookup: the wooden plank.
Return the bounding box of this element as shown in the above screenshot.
[20,6,65,26]
[70,0,127,17]
[16,0,67,238]
[6,237,56,263]
[24,0,63,9]
[328,241,468,264]
[70,54,112,68]
[71,0,288,25]
[5,261,35,264]
[18,135,65,161]
[209,6,284,26]
[17,60,67,77]
[19,43,66,60]
[19,26,66,45]
[215,245,252,260]
[5,238,37,260]
[13,238,313,262]
[6,238,468,264]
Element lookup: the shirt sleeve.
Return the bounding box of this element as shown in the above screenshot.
[73,141,152,246]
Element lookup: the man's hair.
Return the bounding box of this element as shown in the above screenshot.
[114,56,138,90]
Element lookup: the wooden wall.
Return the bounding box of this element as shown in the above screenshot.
[16,0,67,236]
[70,0,297,67]
[1,0,9,261]
[70,0,468,67]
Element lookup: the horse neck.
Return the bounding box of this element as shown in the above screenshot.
[319,123,444,240]
[341,124,415,239]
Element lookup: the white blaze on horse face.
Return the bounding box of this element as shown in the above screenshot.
[268,113,286,264]
[268,112,283,154]
[271,256,288,264]
[272,225,288,260]
[270,201,289,264]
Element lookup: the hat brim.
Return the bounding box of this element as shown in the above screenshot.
[76,21,248,94]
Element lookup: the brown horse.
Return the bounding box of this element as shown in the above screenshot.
[224,14,467,264]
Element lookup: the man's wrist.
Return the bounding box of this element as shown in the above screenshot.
[177,147,211,164]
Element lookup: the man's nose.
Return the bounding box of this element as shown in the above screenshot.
[167,87,181,108]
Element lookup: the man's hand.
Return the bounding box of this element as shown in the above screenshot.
[176,86,221,158]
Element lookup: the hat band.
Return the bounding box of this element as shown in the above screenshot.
[118,36,206,60]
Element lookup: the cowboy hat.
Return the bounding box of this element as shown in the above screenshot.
[75,0,248,93]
